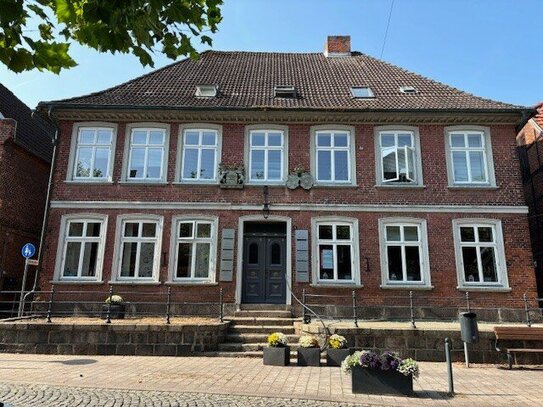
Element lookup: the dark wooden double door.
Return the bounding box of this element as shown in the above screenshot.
[242,233,286,304]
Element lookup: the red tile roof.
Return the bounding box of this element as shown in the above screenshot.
[41,51,524,112]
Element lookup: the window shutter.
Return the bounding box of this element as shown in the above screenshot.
[295,230,309,282]
[219,229,235,281]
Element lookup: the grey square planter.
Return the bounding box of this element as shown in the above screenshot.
[326,348,353,367]
[297,347,320,366]
[352,366,413,396]
[101,304,125,320]
[263,346,290,366]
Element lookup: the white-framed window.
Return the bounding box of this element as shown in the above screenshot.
[55,215,107,281]
[247,129,286,183]
[126,126,168,181]
[445,127,495,186]
[453,219,509,289]
[116,217,163,280]
[378,218,431,287]
[180,128,219,182]
[374,126,423,186]
[170,217,218,282]
[311,218,360,285]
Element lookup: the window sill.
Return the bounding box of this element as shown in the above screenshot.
[310,283,363,289]
[165,281,218,286]
[108,281,162,286]
[65,180,114,185]
[447,185,498,190]
[380,284,434,290]
[118,181,168,185]
[313,184,359,188]
[51,280,105,285]
[245,183,286,188]
[374,184,426,189]
[457,286,511,292]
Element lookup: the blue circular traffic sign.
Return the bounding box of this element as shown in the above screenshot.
[21,243,36,259]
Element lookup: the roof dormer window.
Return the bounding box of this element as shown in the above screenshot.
[195,85,218,98]
[400,86,417,94]
[351,86,374,99]
[274,85,297,98]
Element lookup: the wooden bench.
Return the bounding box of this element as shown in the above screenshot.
[494,326,543,369]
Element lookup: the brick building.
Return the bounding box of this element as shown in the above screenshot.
[37,37,537,319]
[0,84,53,297]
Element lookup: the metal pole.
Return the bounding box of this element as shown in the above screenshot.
[46,284,55,323]
[106,285,113,324]
[465,291,471,313]
[165,287,171,325]
[445,338,454,396]
[17,259,30,317]
[219,287,224,323]
[409,290,416,329]
[302,288,308,324]
[352,290,358,328]
[523,293,532,327]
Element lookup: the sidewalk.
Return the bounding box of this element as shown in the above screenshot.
[0,353,541,406]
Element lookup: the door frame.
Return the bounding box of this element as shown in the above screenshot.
[235,215,292,307]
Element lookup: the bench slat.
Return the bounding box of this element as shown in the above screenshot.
[505,349,543,353]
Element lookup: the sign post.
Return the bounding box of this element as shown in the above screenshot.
[18,243,36,317]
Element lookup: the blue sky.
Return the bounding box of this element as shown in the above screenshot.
[1,0,542,108]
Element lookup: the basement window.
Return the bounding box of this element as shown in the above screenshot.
[351,87,374,99]
[195,85,218,98]
[274,85,297,98]
[400,86,417,94]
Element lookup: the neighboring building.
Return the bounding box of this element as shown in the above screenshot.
[0,84,53,298]
[37,36,537,319]
[517,102,543,300]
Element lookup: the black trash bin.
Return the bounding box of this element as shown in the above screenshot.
[459,312,479,343]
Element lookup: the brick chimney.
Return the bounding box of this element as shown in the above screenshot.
[324,36,351,57]
[0,118,16,144]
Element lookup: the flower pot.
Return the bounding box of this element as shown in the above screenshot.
[101,303,126,320]
[351,366,413,396]
[297,347,320,366]
[327,348,353,367]
[263,346,290,366]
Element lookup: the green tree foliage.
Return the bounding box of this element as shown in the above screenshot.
[0,0,222,73]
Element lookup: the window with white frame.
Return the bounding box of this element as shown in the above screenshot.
[73,127,113,180]
[127,128,166,180]
[453,221,508,287]
[378,131,418,184]
[60,218,106,280]
[118,219,161,279]
[314,221,358,283]
[181,129,218,181]
[248,130,285,182]
[448,131,490,184]
[315,131,351,183]
[173,220,216,281]
[380,219,430,286]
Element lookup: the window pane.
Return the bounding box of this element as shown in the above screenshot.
[405,246,421,281]
[467,134,482,148]
[81,242,98,277]
[336,245,352,280]
[79,129,95,144]
[63,242,81,276]
[271,243,281,265]
[317,133,331,147]
[248,242,259,264]
[334,134,348,147]
[382,147,397,181]
[452,151,468,182]
[336,225,351,240]
[460,227,475,242]
[334,150,349,181]
[462,247,479,282]
[251,150,265,180]
[138,243,155,277]
[319,245,334,279]
[268,133,282,146]
[131,130,147,144]
[386,226,401,242]
[86,223,101,237]
[76,147,92,177]
[182,148,199,179]
[124,222,139,237]
[129,147,145,178]
[398,134,412,147]
[404,226,418,241]
[481,247,498,282]
[318,225,333,240]
[387,246,402,281]
[120,242,137,277]
[407,148,416,181]
[96,130,112,144]
[267,150,282,180]
[185,132,199,145]
[196,223,211,238]
[380,134,395,147]
[397,147,408,181]
[68,222,84,237]
[94,148,109,178]
[200,149,216,179]
[194,243,210,278]
[450,134,465,147]
[478,227,493,242]
[142,223,156,237]
[148,131,164,145]
[179,222,193,238]
[176,243,192,278]
[202,132,216,146]
[147,148,163,178]
[469,151,486,182]
[251,133,265,146]
[317,150,332,181]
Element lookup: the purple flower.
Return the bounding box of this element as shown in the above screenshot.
[380,351,402,371]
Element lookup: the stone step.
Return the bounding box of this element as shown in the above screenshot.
[229,325,296,334]
[200,350,327,364]
[218,342,267,352]
[239,304,291,311]
[233,310,293,318]
[225,333,299,343]
[226,317,301,327]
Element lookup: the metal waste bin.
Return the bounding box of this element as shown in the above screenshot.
[459,312,479,344]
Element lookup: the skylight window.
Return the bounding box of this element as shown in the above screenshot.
[274,85,297,98]
[400,86,417,94]
[195,85,218,98]
[351,87,374,98]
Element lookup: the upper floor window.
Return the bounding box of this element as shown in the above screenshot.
[315,131,351,183]
[445,127,495,187]
[180,129,219,182]
[73,126,114,181]
[127,127,167,181]
[375,127,423,186]
[248,129,286,183]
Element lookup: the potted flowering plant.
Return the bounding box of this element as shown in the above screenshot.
[341,350,419,396]
[297,335,321,366]
[263,332,290,366]
[101,295,125,319]
[326,334,353,367]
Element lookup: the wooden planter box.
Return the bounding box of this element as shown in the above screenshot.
[100,303,126,320]
[326,348,353,367]
[263,346,290,366]
[352,366,413,396]
[297,347,320,366]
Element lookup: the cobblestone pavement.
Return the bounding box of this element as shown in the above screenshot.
[0,354,541,406]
